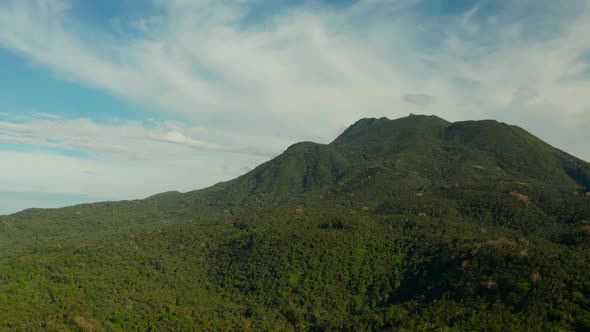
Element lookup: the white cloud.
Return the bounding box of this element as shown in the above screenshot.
[0,131,269,214]
[33,112,63,120]
[0,149,240,199]
[0,1,583,142]
[0,115,280,213]
[0,116,287,158]
[0,0,433,140]
[146,131,225,151]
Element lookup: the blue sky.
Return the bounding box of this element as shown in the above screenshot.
[0,0,589,214]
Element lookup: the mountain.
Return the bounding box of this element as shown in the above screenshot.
[194,114,590,209]
[1,114,590,331]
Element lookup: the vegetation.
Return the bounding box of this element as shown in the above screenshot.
[1,114,590,330]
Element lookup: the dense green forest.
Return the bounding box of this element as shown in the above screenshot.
[1,115,590,331]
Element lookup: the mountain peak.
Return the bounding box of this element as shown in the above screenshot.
[332,114,451,146]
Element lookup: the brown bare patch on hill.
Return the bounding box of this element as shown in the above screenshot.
[461,260,471,270]
[510,192,530,203]
[19,256,32,265]
[73,316,99,332]
[483,279,497,289]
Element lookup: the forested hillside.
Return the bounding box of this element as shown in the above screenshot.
[1,115,590,331]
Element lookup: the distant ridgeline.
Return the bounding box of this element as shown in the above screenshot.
[1,115,590,331]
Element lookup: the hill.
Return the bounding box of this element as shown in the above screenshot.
[1,114,590,330]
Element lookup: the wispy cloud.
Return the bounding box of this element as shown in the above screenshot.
[0,135,269,213]
[0,114,279,212]
[0,0,587,140]
[0,0,436,138]
[0,115,284,158]
[146,131,225,152]
[33,112,63,120]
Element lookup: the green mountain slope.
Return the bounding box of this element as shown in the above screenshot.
[238,114,589,193]
[197,114,590,209]
[1,114,590,330]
